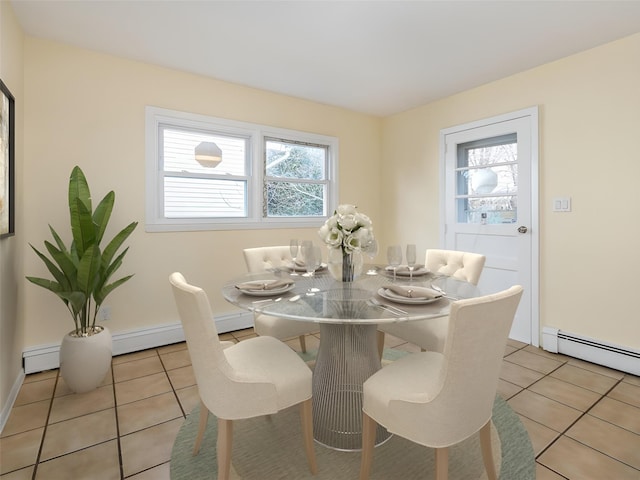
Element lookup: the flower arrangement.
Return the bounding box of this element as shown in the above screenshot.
[318,204,375,254]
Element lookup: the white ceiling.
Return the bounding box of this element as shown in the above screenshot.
[11,1,640,116]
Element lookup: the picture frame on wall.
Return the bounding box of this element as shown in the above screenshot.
[0,78,15,238]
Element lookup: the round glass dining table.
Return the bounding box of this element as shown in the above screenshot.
[221,265,481,451]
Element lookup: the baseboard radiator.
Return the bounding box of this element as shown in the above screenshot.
[543,327,640,376]
[22,311,253,374]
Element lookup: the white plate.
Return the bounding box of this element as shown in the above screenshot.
[237,281,295,296]
[377,287,442,305]
[384,266,429,277]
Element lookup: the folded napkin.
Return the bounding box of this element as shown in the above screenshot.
[385,264,425,273]
[235,280,293,291]
[290,260,326,272]
[383,285,442,299]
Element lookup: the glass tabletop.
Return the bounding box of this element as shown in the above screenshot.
[221,265,481,325]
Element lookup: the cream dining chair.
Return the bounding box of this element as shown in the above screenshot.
[377,249,486,355]
[243,246,319,352]
[360,285,523,480]
[169,272,317,480]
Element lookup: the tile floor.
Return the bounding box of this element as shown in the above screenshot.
[1,328,639,479]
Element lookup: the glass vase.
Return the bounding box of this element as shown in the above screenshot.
[328,248,363,282]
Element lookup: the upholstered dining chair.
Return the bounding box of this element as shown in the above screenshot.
[169,272,317,480]
[360,285,523,480]
[243,246,319,352]
[377,249,486,355]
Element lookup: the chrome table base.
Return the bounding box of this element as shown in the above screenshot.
[312,323,390,451]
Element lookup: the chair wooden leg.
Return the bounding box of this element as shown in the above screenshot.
[299,398,318,475]
[435,447,449,480]
[359,412,377,480]
[193,400,209,455]
[299,335,307,353]
[376,330,385,359]
[480,420,498,480]
[217,418,233,480]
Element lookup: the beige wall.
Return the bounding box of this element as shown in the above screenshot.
[382,33,640,350]
[21,38,383,347]
[0,1,25,416]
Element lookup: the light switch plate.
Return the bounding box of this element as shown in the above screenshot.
[553,197,571,212]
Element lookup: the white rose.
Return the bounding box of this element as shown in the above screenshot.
[326,216,338,229]
[353,228,372,247]
[339,214,358,231]
[343,233,361,252]
[336,204,357,216]
[355,212,372,229]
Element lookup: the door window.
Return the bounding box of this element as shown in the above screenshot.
[456,133,518,224]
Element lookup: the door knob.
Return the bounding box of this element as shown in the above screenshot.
[517,226,528,234]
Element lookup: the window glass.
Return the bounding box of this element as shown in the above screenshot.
[264,138,327,217]
[456,134,518,224]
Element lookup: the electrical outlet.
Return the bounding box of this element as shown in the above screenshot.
[99,306,111,321]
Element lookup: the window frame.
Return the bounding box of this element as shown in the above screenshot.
[145,106,338,232]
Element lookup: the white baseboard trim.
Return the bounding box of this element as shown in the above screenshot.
[0,370,25,434]
[542,327,640,376]
[22,311,254,374]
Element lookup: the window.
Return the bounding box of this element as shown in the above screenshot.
[455,133,518,224]
[145,107,338,232]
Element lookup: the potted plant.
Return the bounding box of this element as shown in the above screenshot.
[26,166,137,393]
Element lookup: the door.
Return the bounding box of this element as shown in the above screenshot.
[440,107,539,345]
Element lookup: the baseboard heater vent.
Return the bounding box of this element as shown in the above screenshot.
[543,327,640,376]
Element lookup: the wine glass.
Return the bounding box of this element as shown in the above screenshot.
[365,239,379,275]
[302,243,321,295]
[387,245,402,282]
[406,244,417,281]
[289,239,300,275]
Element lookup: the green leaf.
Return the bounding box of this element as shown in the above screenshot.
[59,291,87,318]
[93,191,114,246]
[25,276,63,294]
[25,276,70,308]
[101,222,137,269]
[69,167,95,256]
[76,245,101,297]
[94,274,134,306]
[96,248,127,293]
[44,241,76,290]
[68,166,92,213]
[28,245,68,288]
[72,197,97,255]
[48,225,68,253]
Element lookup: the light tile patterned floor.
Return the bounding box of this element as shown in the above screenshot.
[1,329,639,479]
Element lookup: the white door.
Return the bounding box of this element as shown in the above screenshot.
[440,107,539,345]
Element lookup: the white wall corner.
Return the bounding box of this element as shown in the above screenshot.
[542,326,559,353]
[0,370,25,434]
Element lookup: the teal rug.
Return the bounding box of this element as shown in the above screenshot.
[170,349,535,479]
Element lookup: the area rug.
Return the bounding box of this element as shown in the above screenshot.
[170,350,535,480]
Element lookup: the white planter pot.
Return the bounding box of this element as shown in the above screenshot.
[60,326,112,393]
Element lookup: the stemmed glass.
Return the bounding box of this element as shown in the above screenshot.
[406,244,417,281]
[387,245,402,282]
[365,239,379,275]
[289,239,300,276]
[302,242,321,295]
